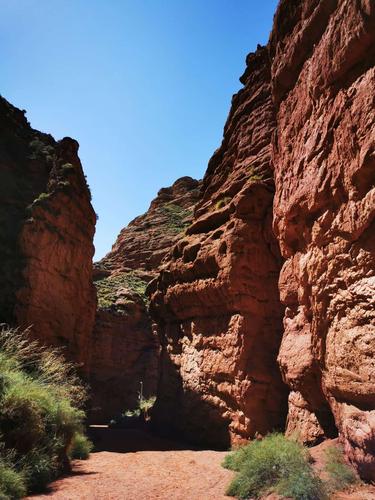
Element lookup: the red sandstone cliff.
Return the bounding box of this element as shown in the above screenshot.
[270,0,375,480]
[149,47,288,448]
[3,0,374,480]
[0,96,96,368]
[89,177,201,421]
[148,0,375,478]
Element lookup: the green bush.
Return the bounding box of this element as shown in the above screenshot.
[0,455,26,500]
[223,433,326,500]
[0,326,91,498]
[139,395,156,420]
[324,446,357,492]
[69,433,93,460]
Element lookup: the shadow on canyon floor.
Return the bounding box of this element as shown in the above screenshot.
[88,425,204,453]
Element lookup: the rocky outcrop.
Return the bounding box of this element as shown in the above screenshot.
[270,0,375,480]
[101,176,201,274]
[0,96,96,368]
[148,48,288,448]
[89,177,201,421]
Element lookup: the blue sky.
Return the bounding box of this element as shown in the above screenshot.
[1,1,278,259]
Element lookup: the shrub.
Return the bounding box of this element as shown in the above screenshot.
[0,326,91,497]
[139,396,156,421]
[277,467,326,500]
[61,163,75,172]
[249,173,263,182]
[215,196,231,210]
[32,192,51,204]
[110,383,156,428]
[324,446,357,492]
[248,166,265,182]
[69,433,93,460]
[0,453,26,500]
[223,433,326,500]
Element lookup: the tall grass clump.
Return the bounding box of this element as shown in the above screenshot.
[0,326,92,498]
[223,432,326,500]
[324,445,357,493]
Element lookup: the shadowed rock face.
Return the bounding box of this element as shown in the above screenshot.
[0,96,96,368]
[89,177,201,422]
[270,0,375,480]
[149,47,288,448]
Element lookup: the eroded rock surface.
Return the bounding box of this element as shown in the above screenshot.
[90,177,201,421]
[0,96,96,367]
[149,48,287,448]
[101,176,200,274]
[270,0,375,479]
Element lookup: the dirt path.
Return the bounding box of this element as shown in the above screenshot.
[27,426,234,500]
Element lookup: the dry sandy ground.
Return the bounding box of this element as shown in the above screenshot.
[27,428,375,500]
[27,427,234,500]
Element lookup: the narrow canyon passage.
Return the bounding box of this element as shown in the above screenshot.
[26,427,234,500]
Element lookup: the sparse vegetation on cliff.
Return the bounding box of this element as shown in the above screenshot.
[0,327,92,499]
[33,191,51,204]
[61,162,75,172]
[94,271,148,309]
[28,137,55,164]
[159,203,192,234]
[214,196,231,210]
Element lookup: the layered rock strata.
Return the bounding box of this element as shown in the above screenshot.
[149,1,375,477]
[270,0,375,480]
[149,48,288,447]
[0,96,96,367]
[90,177,201,421]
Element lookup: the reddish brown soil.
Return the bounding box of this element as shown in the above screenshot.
[27,427,234,500]
[27,430,375,500]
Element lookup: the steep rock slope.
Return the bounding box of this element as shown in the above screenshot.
[0,96,96,367]
[270,0,375,480]
[100,176,200,274]
[90,177,201,421]
[149,48,287,447]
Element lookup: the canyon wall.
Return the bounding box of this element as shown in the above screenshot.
[149,47,288,448]
[1,0,374,479]
[270,0,375,479]
[0,96,96,368]
[149,0,375,477]
[90,177,201,421]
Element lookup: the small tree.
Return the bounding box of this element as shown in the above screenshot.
[138,382,156,421]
